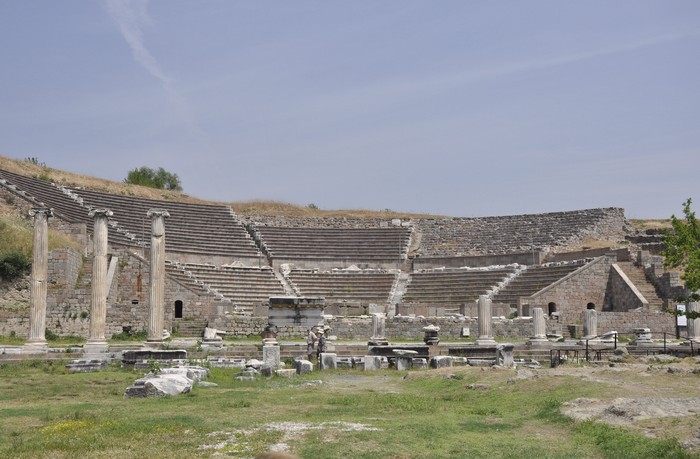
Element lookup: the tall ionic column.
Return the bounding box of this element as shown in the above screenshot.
[687,302,700,343]
[146,209,169,346]
[85,209,112,351]
[25,208,52,351]
[475,295,496,345]
[583,309,598,339]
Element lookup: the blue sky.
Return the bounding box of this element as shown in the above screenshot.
[1,1,698,218]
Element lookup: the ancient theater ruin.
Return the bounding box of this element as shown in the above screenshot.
[0,166,696,366]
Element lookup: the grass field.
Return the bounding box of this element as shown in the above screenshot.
[0,359,698,459]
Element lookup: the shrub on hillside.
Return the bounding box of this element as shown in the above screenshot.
[0,251,31,281]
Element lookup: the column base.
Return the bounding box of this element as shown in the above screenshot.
[22,340,48,353]
[526,337,549,346]
[144,340,164,349]
[83,340,109,357]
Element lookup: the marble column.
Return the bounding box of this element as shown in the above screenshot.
[687,302,700,342]
[86,209,112,350]
[528,307,548,344]
[25,208,52,351]
[583,309,598,339]
[368,313,388,346]
[146,209,169,346]
[476,295,496,345]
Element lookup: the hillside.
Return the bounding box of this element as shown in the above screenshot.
[0,156,436,219]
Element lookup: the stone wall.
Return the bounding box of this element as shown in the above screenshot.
[527,256,614,323]
[606,264,648,312]
[597,311,675,336]
[413,252,542,270]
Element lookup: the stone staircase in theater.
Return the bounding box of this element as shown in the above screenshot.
[615,262,665,311]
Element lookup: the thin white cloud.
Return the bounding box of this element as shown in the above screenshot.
[103,0,210,147]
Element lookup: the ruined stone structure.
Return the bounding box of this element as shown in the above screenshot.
[0,167,679,342]
[24,208,52,351]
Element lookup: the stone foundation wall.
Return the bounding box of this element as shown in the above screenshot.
[528,256,614,323]
[597,311,675,336]
[206,316,536,340]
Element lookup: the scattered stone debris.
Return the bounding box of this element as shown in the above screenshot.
[124,365,210,398]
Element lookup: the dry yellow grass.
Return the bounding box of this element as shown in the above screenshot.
[629,219,672,231]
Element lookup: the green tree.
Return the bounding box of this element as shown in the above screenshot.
[124,166,183,191]
[662,198,700,318]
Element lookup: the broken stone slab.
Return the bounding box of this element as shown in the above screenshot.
[412,358,428,369]
[66,359,109,373]
[295,359,314,375]
[246,359,264,370]
[207,357,246,368]
[430,356,453,368]
[319,353,337,370]
[160,366,210,382]
[452,357,469,367]
[337,357,354,369]
[124,373,193,398]
[364,355,389,371]
[275,369,297,378]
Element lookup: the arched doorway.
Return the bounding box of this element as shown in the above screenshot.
[548,302,557,316]
[174,300,183,319]
[586,302,596,310]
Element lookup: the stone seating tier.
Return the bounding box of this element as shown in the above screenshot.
[415,208,625,256]
[400,268,515,306]
[491,262,586,305]
[287,270,397,304]
[72,188,260,257]
[0,169,135,246]
[254,226,410,262]
[165,263,286,311]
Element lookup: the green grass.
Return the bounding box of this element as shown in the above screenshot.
[0,362,696,458]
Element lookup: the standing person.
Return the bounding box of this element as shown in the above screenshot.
[316,329,327,362]
[306,328,317,361]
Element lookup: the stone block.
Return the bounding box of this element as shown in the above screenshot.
[412,358,428,369]
[275,369,297,378]
[364,355,388,371]
[319,353,337,370]
[295,359,314,375]
[263,345,281,369]
[430,356,453,368]
[396,357,412,371]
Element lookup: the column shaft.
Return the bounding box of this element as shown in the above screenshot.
[147,209,169,344]
[88,209,112,344]
[27,208,51,347]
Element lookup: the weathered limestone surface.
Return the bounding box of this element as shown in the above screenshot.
[147,209,169,345]
[86,209,112,349]
[124,366,210,398]
[26,208,52,350]
[476,295,496,345]
[528,308,548,344]
[583,309,598,339]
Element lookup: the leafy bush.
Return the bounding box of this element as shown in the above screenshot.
[124,166,183,191]
[0,251,31,281]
